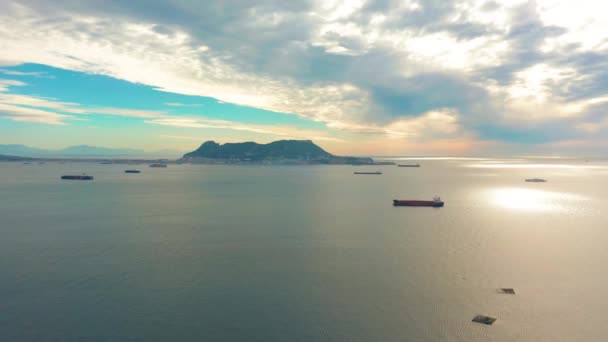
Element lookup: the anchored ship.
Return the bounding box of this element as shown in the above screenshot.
[125,169,141,173]
[393,196,444,207]
[61,174,94,180]
[525,178,547,182]
[398,164,420,167]
[354,171,382,175]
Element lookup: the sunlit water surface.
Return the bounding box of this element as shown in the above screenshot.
[1,159,607,341]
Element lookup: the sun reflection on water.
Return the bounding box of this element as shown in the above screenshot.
[487,187,586,212]
[467,163,601,169]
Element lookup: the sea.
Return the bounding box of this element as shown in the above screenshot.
[1,158,607,341]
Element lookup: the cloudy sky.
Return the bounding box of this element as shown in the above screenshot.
[1,0,607,156]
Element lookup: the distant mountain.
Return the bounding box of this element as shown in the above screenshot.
[0,154,33,161]
[181,140,374,164]
[0,144,144,157]
[56,145,144,157]
[0,145,49,157]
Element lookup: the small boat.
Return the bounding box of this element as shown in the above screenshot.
[398,164,420,167]
[393,196,444,207]
[61,174,94,180]
[525,178,547,182]
[125,169,141,173]
[149,163,167,168]
[472,315,496,325]
[354,171,382,175]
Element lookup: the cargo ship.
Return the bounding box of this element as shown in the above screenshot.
[61,174,94,180]
[525,178,547,182]
[149,163,167,168]
[354,171,382,175]
[393,196,444,207]
[398,164,420,167]
[125,169,141,173]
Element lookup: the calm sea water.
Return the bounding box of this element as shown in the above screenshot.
[1,159,608,341]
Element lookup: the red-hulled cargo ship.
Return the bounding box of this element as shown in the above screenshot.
[393,196,444,207]
[61,174,94,180]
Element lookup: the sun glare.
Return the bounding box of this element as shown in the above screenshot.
[487,187,585,211]
[468,163,598,169]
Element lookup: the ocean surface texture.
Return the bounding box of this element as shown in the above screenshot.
[1,159,607,341]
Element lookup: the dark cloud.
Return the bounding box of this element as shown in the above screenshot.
[480,1,500,12]
[478,2,558,85]
[367,73,493,120]
[556,52,608,102]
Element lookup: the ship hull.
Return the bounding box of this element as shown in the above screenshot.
[393,200,444,207]
[61,175,94,180]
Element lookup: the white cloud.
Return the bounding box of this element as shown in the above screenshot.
[326,108,466,142]
[384,109,463,139]
[0,103,72,125]
[0,75,348,143]
[537,0,608,52]
[0,91,166,121]
[0,1,511,134]
[310,1,511,72]
[0,69,50,77]
[0,0,606,155]
[88,108,166,119]
[484,63,608,122]
[0,4,372,129]
[146,118,276,134]
[577,115,608,134]
[0,79,25,92]
[396,32,509,72]
[0,85,350,144]
[0,79,75,124]
[164,102,203,107]
[159,134,204,141]
[0,93,86,114]
[148,117,346,143]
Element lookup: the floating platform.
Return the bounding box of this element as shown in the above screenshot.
[498,288,515,294]
[472,315,496,325]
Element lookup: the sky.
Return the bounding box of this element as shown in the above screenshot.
[0,0,607,156]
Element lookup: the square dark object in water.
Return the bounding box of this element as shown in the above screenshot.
[499,288,516,294]
[472,315,497,325]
